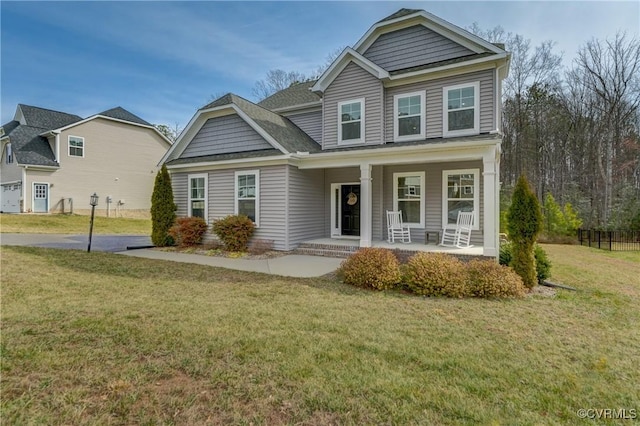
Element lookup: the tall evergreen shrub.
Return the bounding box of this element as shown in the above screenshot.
[506,175,542,288]
[151,164,177,246]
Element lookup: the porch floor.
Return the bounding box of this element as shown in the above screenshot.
[302,238,484,256]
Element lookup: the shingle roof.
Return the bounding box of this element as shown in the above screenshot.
[257,81,321,111]
[378,8,421,23]
[167,149,282,165]
[97,107,151,126]
[1,120,21,136]
[199,93,320,154]
[4,125,57,166]
[18,104,82,130]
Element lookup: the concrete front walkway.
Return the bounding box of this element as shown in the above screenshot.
[119,249,343,278]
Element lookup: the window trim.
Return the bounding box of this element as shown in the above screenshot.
[188,173,208,221]
[393,90,426,142]
[337,98,365,145]
[68,135,85,157]
[234,169,260,227]
[442,169,480,231]
[443,81,480,138]
[5,143,13,164]
[393,171,425,228]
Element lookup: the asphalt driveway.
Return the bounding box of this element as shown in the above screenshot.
[1,233,152,252]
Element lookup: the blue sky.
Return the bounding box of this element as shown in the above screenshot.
[1,1,638,128]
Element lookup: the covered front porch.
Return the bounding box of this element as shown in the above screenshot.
[299,237,484,257]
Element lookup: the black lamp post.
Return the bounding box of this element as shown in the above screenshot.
[88,193,99,252]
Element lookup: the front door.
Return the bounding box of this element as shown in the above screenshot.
[33,183,48,213]
[340,184,360,236]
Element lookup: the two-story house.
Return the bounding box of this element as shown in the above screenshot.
[161,8,510,257]
[1,104,172,216]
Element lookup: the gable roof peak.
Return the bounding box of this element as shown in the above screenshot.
[378,8,422,23]
[96,106,152,126]
[16,104,82,130]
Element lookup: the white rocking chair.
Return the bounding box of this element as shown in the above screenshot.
[440,211,474,248]
[386,210,411,243]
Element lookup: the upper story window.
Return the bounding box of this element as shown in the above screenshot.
[68,136,84,157]
[338,99,364,144]
[394,90,426,142]
[188,174,207,220]
[235,170,259,226]
[443,82,480,137]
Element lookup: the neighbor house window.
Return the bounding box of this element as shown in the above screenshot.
[188,173,207,220]
[443,82,480,137]
[394,90,426,142]
[235,170,259,226]
[393,172,425,227]
[68,136,84,157]
[5,143,12,164]
[338,99,364,144]
[442,169,479,230]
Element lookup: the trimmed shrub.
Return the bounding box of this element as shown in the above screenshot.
[506,175,542,288]
[150,164,177,247]
[403,252,467,298]
[338,248,401,290]
[500,242,551,285]
[465,260,526,298]
[212,215,255,252]
[168,217,208,247]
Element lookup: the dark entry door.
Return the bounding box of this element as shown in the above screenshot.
[341,185,360,236]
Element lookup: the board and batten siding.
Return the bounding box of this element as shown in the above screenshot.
[171,166,288,250]
[181,115,272,158]
[384,69,495,142]
[323,62,384,150]
[287,166,325,248]
[286,110,322,145]
[382,161,484,245]
[363,25,475,72]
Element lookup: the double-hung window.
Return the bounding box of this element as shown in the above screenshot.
[443,82,480,137]
[188,173,207,220]
[68,136,84,157]
[442,169,479,230]
[393,172,425,227]
[235,170,259,226]
[394,90,426,142]
[338,99,364,144]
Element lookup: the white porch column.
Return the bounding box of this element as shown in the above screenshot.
[482,151,499,258]
[360,163,372,248]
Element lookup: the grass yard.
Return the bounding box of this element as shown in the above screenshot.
[0,213,151,235]
[1,244,639,424]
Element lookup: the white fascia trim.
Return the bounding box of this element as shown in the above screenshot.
[20,163,59,170]
[165,155,293,173]
[1,180,22,185]
[295,138,499,169]
[354,11,505,55]
[272,102,322,114]
[311,47,389,92]
[387,53,508,84]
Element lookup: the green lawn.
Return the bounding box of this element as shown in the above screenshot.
[1,244,639,424]
[0,213,150,235]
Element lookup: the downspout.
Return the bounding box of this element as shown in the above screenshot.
[21,167,27,213]
[54,131,61,163]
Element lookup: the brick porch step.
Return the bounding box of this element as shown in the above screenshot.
[293,242,359,258]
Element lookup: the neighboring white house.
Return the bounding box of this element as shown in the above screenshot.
[161,8,510,257]
[1,105,172,217]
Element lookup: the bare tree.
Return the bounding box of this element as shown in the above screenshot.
[154,123,182,143]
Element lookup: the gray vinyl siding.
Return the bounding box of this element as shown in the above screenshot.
[172,166,288,250]
[382,161,484,245]
[384,69,495,141]
[287,166,325,248]
[323,62,384,150]
[363,25,475,72]
[171,172,188,217]
[286,110,322,144]
[181,115,272,158]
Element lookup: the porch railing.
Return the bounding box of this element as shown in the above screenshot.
[577,229,640,251]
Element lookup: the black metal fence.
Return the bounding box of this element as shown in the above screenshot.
[577,229,640,251]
